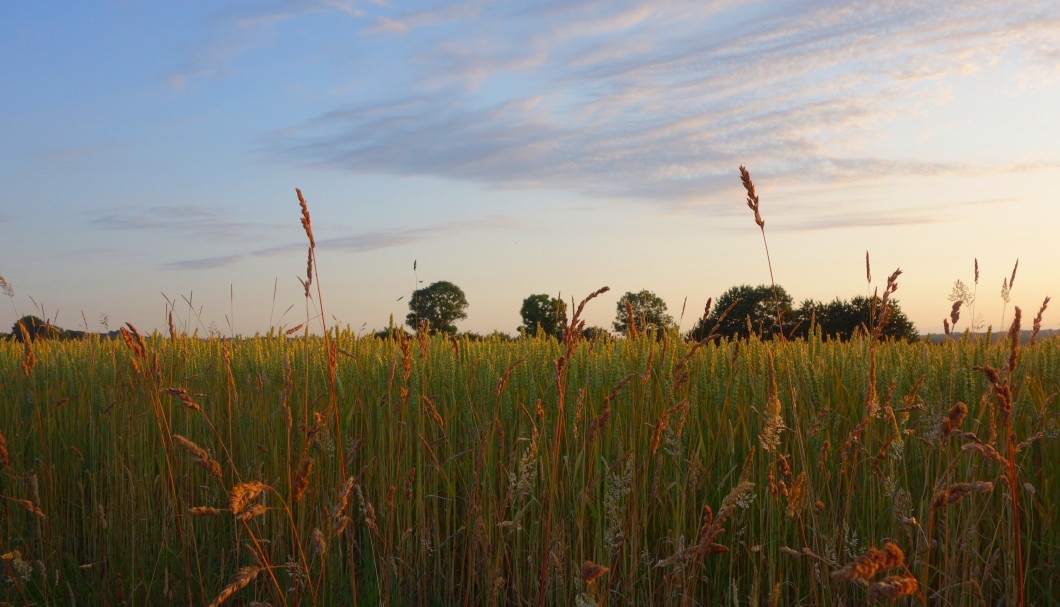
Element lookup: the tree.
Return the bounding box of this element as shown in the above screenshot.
[519,294,567,338]
[405,280,469,335]
[612,290,674,336]
[11,315,62,342]
[793,295,918,342]
[581,326,613,341]
[691,284,793,340]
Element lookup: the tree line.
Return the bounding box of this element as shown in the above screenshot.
[4,282,918,343]
[398,280,918,342]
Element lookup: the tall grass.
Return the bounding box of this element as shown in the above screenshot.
[0,183,1056,605]
[1,322,1057,605]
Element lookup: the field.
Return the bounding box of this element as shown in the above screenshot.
[1,316,1057,606]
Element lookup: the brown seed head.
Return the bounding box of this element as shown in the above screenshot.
[296,188,315,248]
[740,165,764,228]
[1031,296,1050,345]
[230,481,270,515]
[0,428,9,468]
[293,455,315,503]
[1007,306,1021,374]
[932,481,994,509]
[832,542,905,581]
[868,575,919,600]
[949,300,962,327]
[580,560,610,585]
[207,566,261,607]
[939,401,968,437]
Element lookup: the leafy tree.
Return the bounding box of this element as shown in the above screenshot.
[691,284,793,340]
[794,295,918,342]
[405,280,469,335]
[373,326,411,340]
[581,326,612,341]
[519,294,567,338]
[612,290,674,336]
[11,315,62,341]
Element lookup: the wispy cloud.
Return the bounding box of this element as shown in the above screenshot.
[164,214,514,270]
[166,0,366,90]
[91,205,285,241]
[264,1,1059,209]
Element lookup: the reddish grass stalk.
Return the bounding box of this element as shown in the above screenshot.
[536,286,608,607]
[973,307,1026,606]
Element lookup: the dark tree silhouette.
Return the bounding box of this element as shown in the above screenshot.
[11,315,62,341]
[405,281,469,335]
[793,295,918,341]
[519,294,567,338]
[612,290,674,336]
[691,284,794,340]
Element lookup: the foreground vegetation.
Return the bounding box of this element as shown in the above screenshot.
[1,318,1057,605]
[2,176,1055,605]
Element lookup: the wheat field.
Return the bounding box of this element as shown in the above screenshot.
[1,319,1057,605]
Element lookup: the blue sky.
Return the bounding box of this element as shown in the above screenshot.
[2,1,1057,336]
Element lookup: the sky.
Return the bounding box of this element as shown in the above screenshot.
[2,1,1058,337]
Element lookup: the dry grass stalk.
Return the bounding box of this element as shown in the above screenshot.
[172,434,223,479]
[960,441,1006,464]
[568,286,610,338]
[207,566,262,607]
[161,387,203,413]
[650,401,690,456]
[676,481,756,562]
[293,455,315,503]
[299,247,314,298]
[190,506,226,516]
[875,269,902,334]
[494,359,527,397]
[759,355,783,452]
[740,165,784,334]
[0,275,12,298]
[1030,296,1050,345]
[355,485,380,535]
[0,428,9,468]
[4,496,46,520]
[938,401,968,438]
[19,326,36,376]
[580,560,609,585]
[832,541,905,581]
[740,165,764,229]
[120,323,147,359]
[332,476,356,519]
[236,503,268,522]
[296,188,315,248]
[931,481,993,509]
[1007,306,1022,374]
[625,299,639,338]
[230,482,270,516]
[404,466,416,501]
[865,251,871,286]
[422,395,445,431]
[588,373,634,444]
[868,575,919,600]
[947,300,963,335]
[718,480,756,522]
[311,528,326,557]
